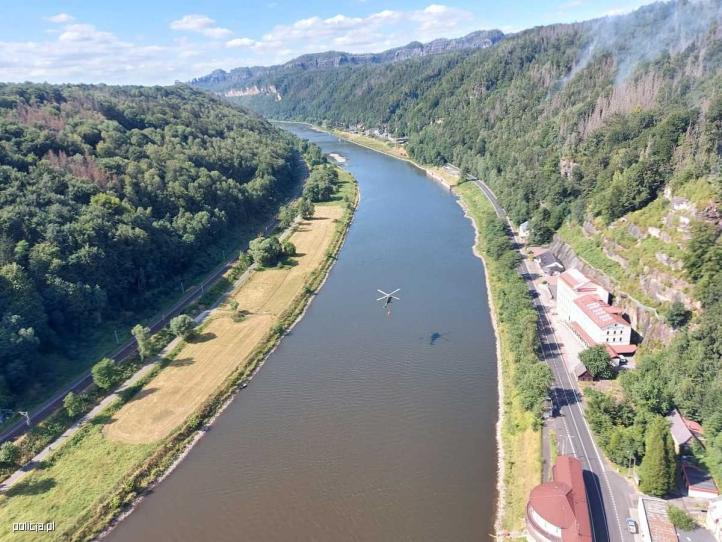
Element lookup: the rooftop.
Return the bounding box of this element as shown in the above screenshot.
[527,456,592,542]
[573,294,629,329]
[640,498,678,542]
[667,409,695,447]
[681,460,719,495]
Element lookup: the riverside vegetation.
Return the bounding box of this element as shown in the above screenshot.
[0,83,311,416]
[0,132,357,540]
[200,0,722,495]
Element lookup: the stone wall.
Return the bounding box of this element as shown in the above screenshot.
[549,236,675,344]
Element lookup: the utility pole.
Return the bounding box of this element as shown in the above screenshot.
[114,329,120,344]
[180,280,185,294]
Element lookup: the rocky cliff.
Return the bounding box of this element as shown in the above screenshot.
[549,236,674,344]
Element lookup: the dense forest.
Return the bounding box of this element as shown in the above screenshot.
[201,0,722,235]
[193,0,722,486]
[0,84,302,408]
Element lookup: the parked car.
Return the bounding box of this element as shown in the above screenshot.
[626,518,638,534]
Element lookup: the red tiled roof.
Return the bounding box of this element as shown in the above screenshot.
[569,322,596,348]
[682,417,704,438]
[609,344,637,356]
[527,456,592,542]
[573,294,629,329]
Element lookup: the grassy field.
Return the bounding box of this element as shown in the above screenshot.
[0,176,355,542]
[105,205,343,444]
[457,183,542,534]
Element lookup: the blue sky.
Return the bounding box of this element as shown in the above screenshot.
[0,1,652,85]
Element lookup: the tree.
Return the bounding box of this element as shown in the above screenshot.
[639,417,676,496]
[517,362,553,411]
[91,357,117,390]
[281,240,296,258]
[299,198,315,220]
[248,236,283,267]
[63,391,86,417]
[580,345,615,379]
[169,314,195,340]
[0,441,20,468]
[132,324,152,361]
[666,301,690,329]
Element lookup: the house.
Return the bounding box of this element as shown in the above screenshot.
[557,269,633,347]
[706,497,722,542]
[638,498,679,542]
[519,221,530,240]
[536,251,565,276]
[574,363,593,382]
[667,409,704,453]
[681,459,719,500]
[526,455,592,542]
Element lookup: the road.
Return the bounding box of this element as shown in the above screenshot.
[0,159,308,444]
[0,252,234,444]
[472,179,636,542]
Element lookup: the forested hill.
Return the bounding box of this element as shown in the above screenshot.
[0,84,300,407]
[191,0,722,484]
[198,0,722,231]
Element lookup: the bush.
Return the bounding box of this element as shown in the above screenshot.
[666,301,691,329]
[169,314,196,340]
[0,441,20,468]
[63,391,87,418]
[91,358,118,390]
[248,236,283,267]
[667,505,697,531]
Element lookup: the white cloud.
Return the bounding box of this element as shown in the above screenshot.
[46,13,74,24]
[226,37,255,48]
[170,14,232,39]
[1,5,480,85]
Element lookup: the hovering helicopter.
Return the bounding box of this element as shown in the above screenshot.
[376,289,400,313]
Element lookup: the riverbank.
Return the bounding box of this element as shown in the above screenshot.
[329,129,461,189]
[456,184,543,535]
[0,168,358,542]
[311,123,540,534]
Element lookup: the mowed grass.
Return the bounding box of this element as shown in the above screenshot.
[104,204,344,444]
[331,129,409,160]
[0,424,154,542]
[0,201,349,541]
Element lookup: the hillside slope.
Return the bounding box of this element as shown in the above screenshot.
[190,0,722,486]
[0,84,301,408]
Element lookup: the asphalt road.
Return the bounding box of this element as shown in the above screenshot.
[471,179,636,542]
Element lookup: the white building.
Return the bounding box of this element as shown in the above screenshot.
[557,269,635,360]
[707,497,722,541]
[519,221,530,240]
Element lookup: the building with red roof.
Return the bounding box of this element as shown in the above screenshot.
[557,269,635,371]
[526,455,592,542]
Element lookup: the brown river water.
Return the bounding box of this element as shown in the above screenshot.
[106,124,499,542]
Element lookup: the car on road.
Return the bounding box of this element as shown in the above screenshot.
[626,518,638,534]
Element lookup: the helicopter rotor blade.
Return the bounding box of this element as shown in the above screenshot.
[391,296,400,300]
[388,288,400,296]
[376,296,387,301]
[377,289,389,296]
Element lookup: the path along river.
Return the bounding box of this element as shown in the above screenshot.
[107,123,499,542]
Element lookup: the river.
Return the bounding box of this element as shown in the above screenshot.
[106,124,499,542]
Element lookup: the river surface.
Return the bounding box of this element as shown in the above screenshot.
[107,124,498,542]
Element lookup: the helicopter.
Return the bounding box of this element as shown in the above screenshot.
[376,289,400,311]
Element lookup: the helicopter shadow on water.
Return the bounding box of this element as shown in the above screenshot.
[419,331,451,346]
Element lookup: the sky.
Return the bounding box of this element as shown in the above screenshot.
[0,0,654,85]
